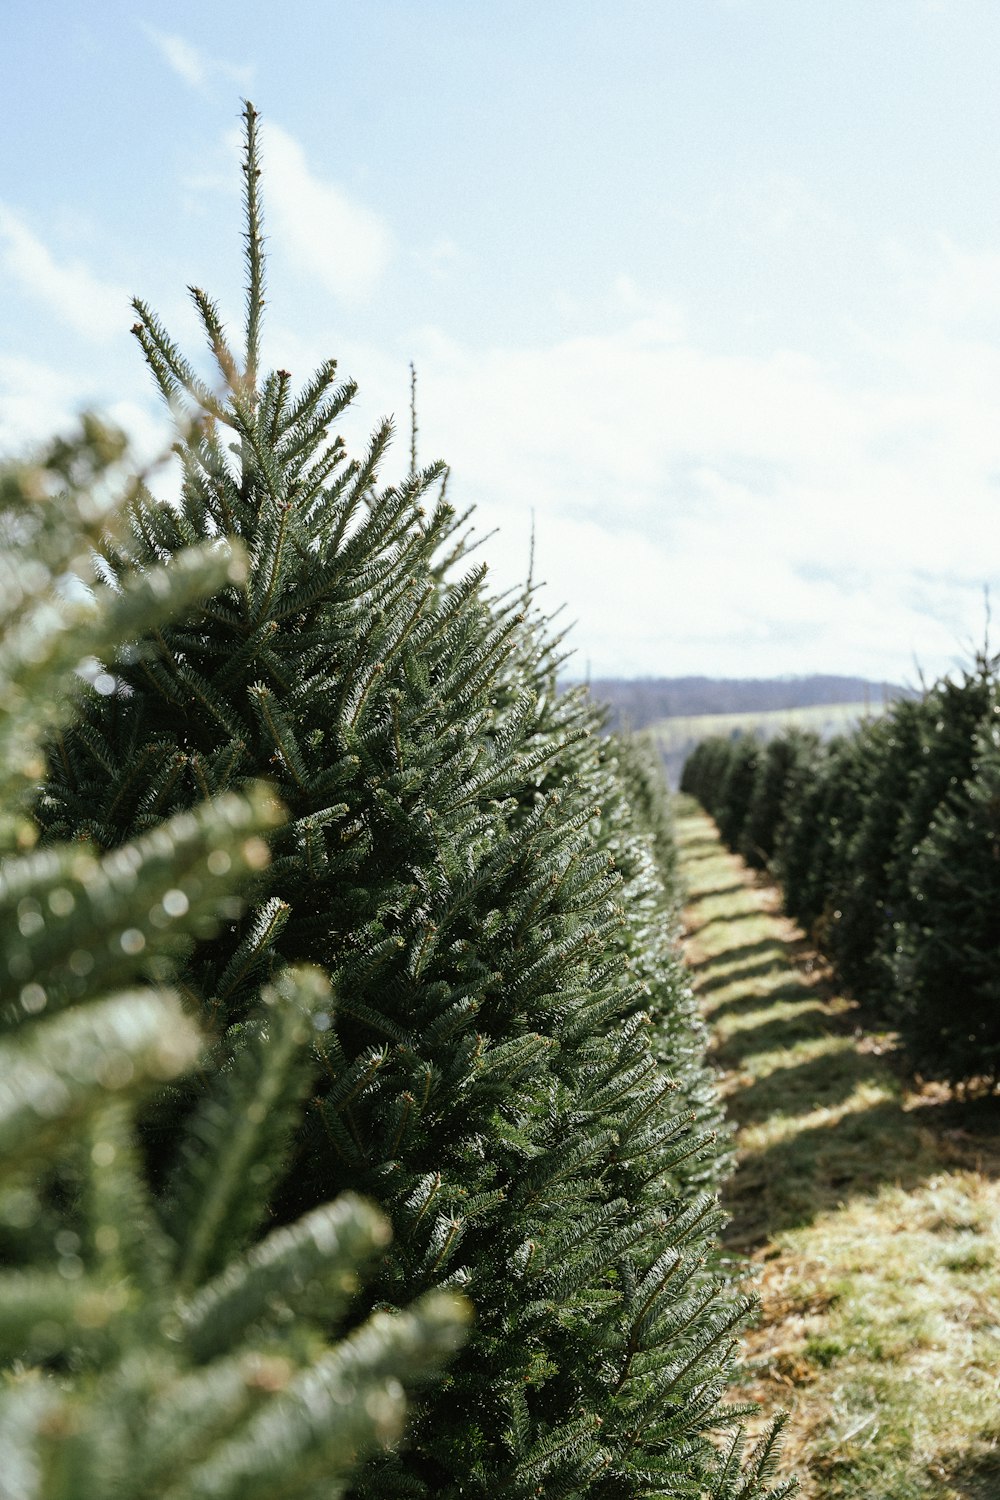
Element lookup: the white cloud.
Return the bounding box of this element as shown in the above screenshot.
[5,224,1000,685]
[143,26,253,93]
[384,272,1000,682]
[0,356,171,474]
[0,356,81,453]
[248,248,1000,682]
[0,206,128,342]
[259,124,391,302]
[887,235,1000,329]
[677,171,848,249]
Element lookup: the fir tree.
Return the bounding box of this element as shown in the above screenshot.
[773,733,863,934]
[1,423,466,1499]
[738,732,814,873]
[579,730,732,1195]
[679,736,739,822]
[36,105,792,1498]
[893,710,1000,1088]
[808,721,886,951]
[882,665,992,981]
[823,701,925,1003]
[614,734,682,902]
[715,737,760,852]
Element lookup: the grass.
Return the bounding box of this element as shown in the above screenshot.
[675,797,1000,1500]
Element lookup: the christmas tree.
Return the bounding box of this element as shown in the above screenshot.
[893,709,1000,1088]
[1,422,466,1499]
[37,105,792,1497]
[715,737,761,852]
[823,701,925,1003]
[773,733,864,935]
[882,666,992,985]
[679,735,739,822]
[738,731,815,873]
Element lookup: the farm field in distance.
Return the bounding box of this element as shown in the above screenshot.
[649,702,881,787]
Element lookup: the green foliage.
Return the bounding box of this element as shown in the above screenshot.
[599,733,733,1192]
[34,105,791,1497]
[894,708,1000,1087]
[1,424,466,1499]
[682,662,1000,1091]
[715,737,761,852]
[613,733,682,900]
[776,732,870,934]
[822,701,925,999]
[738,731,815,872]
[884,668,992,947]
[678,735,740,821]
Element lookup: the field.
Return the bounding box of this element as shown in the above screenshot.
[675,796,1000,1499]
[648,701,881,786]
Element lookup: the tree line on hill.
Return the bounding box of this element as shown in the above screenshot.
[0,106,793,1499]
[587,675,911,732]
[681,662,1000,1093]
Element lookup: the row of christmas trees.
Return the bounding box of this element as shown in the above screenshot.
[680,664,1000,1091]
[0,106,793,1497]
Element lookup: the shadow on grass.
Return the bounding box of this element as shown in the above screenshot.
[704,976,823,1020]
[726,1046,890,1128]
[676,830,720,850]
[904,1092,1000,1180]
[677,845,727,866]
[688,938,793,975]
[691,912,775,944]
[679,815,999,1251]
[711,1003,837,1069]
[938,1444,1000,1500]
[723,1097,933,1249]
[702,987,806,1027]
[684,880,753,903]
[689,930,791,978]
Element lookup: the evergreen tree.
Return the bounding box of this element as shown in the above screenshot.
[597,732,732,1192]
[686,674,1000,1089]
[893,711,1000,1088]
[1,423,466,1499]
[882,665,992,980]
[715,737,760,852]
[774,734,862,933]
[807,720,886,951]
[823,700,925,1002]
[614,734,681,903]
[679,736,738,823]
[738,732,813,873]
[36,105,792,1498]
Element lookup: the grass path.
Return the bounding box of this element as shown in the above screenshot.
[674,796,1000,1500]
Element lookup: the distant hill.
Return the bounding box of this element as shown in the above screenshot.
[640,701,882,788]
[584,674,911,732]
[575,674,917,787]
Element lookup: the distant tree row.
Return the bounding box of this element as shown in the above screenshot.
[680,661,1000,1093]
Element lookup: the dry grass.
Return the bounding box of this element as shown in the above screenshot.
[675,797,1000,1500]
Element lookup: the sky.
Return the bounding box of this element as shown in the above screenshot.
[4,0,1000,685]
